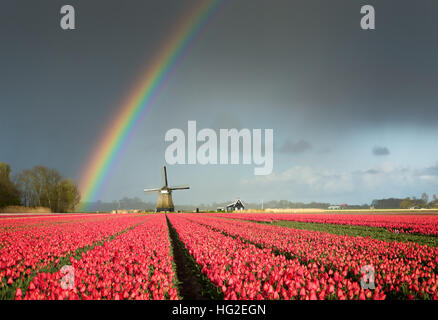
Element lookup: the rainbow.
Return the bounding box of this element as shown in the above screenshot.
[78,0,224,211]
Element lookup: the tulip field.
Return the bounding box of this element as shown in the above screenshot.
[1,212,437,300]
[209,213,438,236]
[1,214,178,300]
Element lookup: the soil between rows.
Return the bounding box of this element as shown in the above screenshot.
[166,216,209,300]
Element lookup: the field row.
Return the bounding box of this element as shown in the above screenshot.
[1,213,437,300]
[209,213,438,236]
[267,220,438,247]
[172,214,438,300]
[1,214,178,300]
[23,215,178,300]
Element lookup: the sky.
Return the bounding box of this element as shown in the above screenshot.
[1,0,438,206]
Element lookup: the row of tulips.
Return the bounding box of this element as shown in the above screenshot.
[19,214,178,300]
[0,214,120,233]
[184,214,438,299]
[1,214,149,296]
[167,214,380,300]
[209,213,438,236]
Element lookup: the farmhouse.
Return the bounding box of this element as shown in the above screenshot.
[226,199,245,212]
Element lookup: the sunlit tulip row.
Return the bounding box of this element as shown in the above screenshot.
[2,212,437,300]
[1,214,148,296]
[167,214,382,300]
[20,214,178,300]
[0,214,117,233]
[181,214,438,300]
[209,213,438,236]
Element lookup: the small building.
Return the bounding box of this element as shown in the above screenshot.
[328,205,342,210]
[226,199,245,212]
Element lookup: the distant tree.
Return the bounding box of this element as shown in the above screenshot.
[15,169,34,207]
[421,193,429,206]
[33,166,63,210]
[400,197,413,209]
[0,162,11,179]
[14,165,80,212]
[430,194,438,208]
[0,162,21,208]
[56,179,81,212]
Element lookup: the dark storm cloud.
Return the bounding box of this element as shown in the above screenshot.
[278,139,312,154]
[252,0,438,130]
[372,146,390,156]
[2,0,438,135]
[1,0,438,204]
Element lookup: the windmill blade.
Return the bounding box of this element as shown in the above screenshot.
[169,185,190,190]
[162,166,168,187]
[144,188,161,193]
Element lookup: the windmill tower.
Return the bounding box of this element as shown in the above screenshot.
[144,166,189,212]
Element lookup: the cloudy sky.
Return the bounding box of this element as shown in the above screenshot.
[1,0,438,206]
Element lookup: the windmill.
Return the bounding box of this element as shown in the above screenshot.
[144,166,189,212]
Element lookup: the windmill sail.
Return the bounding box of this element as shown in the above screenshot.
[169,185,190,190]
[162,166,168,187]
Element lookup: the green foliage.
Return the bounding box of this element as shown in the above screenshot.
[399,196,430,209]
[0,162,21,208]
[429,195,438,208]
[400,197,413,209]
[421,193,429,205]
[15,165,81,212]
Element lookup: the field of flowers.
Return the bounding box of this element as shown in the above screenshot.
[22,214,178,300]
[209,213,438,236]
[181,214,438,299]
[1,212,437,300]
[168,214,370,300]
[0,214,178,300]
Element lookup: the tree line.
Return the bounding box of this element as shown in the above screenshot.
[0,162,80,212]
[0,162,21,208]
[399,193,438,209]
[83,198,359,212]
[371,194,438,209]
[86,196,438,212]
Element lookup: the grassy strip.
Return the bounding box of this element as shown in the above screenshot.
[0,220,146,300]
[166,216,223,300]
